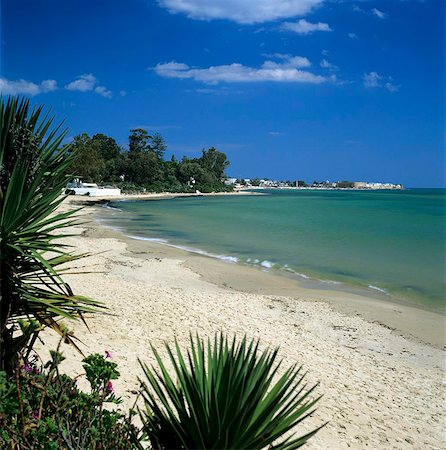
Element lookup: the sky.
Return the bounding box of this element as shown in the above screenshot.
[1,0,444,187]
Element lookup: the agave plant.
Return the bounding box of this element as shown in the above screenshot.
[139,333,325,449]
[0,97,101,374]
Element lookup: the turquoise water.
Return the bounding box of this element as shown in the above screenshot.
[102,189,446,312]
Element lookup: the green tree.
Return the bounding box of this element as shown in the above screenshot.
[198,147,229,179]
[128,128,151,154]
[177,159,205,187]
[151,132,166,159]
[162,156,183,192]
[69,133,105,182]
[91,134,122,181]
[123,129,166,188]
[92,133,120,160]
[0,97,101,374]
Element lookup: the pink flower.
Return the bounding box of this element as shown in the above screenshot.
[23,363,32,373]
[106,381,113,393]
[105,350,112,359]
[31,411,39,419]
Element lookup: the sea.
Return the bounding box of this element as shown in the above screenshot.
[99,188,446,313]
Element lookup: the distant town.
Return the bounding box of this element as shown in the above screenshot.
[225,178,404,190]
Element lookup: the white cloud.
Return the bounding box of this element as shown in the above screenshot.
[0,74,114,99]
[0,77,58,96]
[95,86,113,98]
[66,74,112,98]
[281,19,332,35]
[157,0,324,24]
[268,131,284,136]
[384,82,399,93]
[66,73,97,92]
[363,71,383,88]
[320,59,337,70]
[372,8,387,19]
[40,79,58,92]
[363,71,398,92]
[194,86,240,95]
[154,55,331,85]
[196,88,220,94]
[348,32,358,39]
[262,53,311,68]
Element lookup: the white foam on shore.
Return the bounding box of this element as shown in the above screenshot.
[129,235,168,244]
[319,279,342,285]
[101,203,122,212]
[128,235,239,263]
[260,260,275,269]
[281,264,310,279]
[368,284,389,295]
[246,258,260,264]
[218,255,239,263]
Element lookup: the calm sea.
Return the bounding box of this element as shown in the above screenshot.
[101,189,446,312]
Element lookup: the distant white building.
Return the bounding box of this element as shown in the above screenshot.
[260,179,277,187]
[224,177,238,186]
[353,181,403,190]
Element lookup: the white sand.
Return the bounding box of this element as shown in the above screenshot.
[36,198,446,449]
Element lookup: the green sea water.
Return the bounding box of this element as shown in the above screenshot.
[102,189,446,312]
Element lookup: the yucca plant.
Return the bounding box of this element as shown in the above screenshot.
[139,333,325,449]
[0,96,102,374]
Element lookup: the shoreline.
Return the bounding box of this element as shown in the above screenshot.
[65,189,264,206]
[90,194,445,348]
[36,195,445,449]
[116,225,444,316]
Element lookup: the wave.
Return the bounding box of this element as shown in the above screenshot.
[101,202,122,211]
[281,264,310,279]
[128,235,239,263]
[319,279,341,285]
[368,284,389,295]
[260,260,275,269]
[246,258,260,264]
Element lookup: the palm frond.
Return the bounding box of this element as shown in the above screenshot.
[139,333,325,449]
[0,96,103,373]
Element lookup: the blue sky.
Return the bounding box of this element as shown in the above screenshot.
[1,0,444,187]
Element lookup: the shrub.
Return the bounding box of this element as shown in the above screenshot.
[139,333,324,449]
[0,348,137,449]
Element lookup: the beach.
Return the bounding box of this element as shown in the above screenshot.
[37,195,446,450]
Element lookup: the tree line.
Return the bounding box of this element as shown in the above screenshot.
[68,128,232,193]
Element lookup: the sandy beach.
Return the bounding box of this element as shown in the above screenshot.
[37,195,446,450]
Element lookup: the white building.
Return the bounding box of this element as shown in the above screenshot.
[66,179,121,196]
[224,177,238,186]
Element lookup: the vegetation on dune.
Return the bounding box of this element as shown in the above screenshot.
[0,333,323,450]
[68,128,232,193]
[0,96,323,448]
[0,345,137,449]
